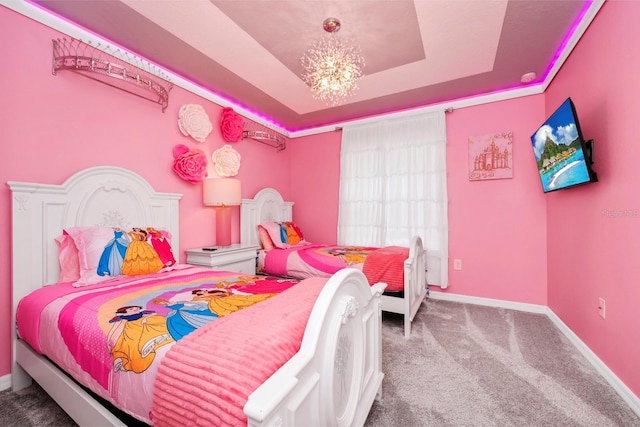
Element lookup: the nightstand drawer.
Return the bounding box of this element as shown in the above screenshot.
[211,259,255,275]
[186,245,258,275]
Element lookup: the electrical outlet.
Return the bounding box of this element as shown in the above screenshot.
[453,259,462,270]
[598,298,606,319]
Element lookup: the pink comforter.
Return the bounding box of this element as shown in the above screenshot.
[362,246,409,292]
[262,244,377,278]
[151,276,327,426]
[15,265,302,424]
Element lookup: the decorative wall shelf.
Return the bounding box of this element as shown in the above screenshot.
[52,38,173,112]
[242,121,287,151]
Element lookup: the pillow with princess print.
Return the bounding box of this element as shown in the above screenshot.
[61,226,176,287]
[259,221,309,249]
[97,227,176,279]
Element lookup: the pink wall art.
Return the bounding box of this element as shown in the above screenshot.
[468,131,513,181]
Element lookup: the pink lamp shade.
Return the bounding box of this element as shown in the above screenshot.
[203,178,241,246]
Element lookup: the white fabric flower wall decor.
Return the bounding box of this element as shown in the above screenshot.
[178,104,213,143]
[211,144,241,177]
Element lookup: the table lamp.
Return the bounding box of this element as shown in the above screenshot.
[203,178,241,246]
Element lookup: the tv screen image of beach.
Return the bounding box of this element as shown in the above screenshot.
[531,98,591,192]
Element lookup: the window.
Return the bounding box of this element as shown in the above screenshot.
[338,111,448,287]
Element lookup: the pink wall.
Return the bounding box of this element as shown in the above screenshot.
[288,131,342,244]
[544,1,640,397]
[289,98,551,307]
[442,96,548,303]
[0,7,292,377]
[2,1,638,402]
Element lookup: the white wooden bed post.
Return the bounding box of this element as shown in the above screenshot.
[245,269,386,427]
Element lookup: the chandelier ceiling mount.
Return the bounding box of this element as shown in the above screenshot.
[322,17,341,34]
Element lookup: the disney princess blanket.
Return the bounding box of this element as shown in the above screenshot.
[16,265,304,424]
[259,244,378,279]
[260,244,409,292]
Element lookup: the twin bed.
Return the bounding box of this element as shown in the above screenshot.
[9,166,385,426]
[241,188,428,338]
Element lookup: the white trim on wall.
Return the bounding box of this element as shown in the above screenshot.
[428,289,548,314]
[0,0,605,139]
[296,0,607,137]
[0,374,10,391]
[540,0,605,96]
[0,0,290,138]
[546,309,640,419]
[428,289,640,419]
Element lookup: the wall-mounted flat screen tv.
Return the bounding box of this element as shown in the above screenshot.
[530,97,598,193]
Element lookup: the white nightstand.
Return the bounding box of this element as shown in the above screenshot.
[185,244,258,275]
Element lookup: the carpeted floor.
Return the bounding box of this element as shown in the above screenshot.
[1,299,639,426]
[366,299,640,426]
[0,380,76,426]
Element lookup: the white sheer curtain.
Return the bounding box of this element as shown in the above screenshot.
[338,111,448,288]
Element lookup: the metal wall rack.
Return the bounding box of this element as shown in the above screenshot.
[52,38,173,112]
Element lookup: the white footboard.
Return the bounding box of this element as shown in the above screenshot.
[380,235,427,338]
[244,269,386,427]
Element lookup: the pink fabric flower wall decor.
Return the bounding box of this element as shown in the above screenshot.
[172,144,208,184]
[220,107,244,142]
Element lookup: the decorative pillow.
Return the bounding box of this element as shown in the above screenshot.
[257,225,275,251]
[146,227,177,268]
[64,226,121,286]
[259,221,308,249]
[284,222,304,245]
[62,225,175,287]
[119,228,166,277]
[54,232,81,283]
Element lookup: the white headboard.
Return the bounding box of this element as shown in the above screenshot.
[240,188,293,247]
[9,165,182,309]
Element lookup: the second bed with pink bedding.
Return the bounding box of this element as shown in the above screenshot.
[259,243,409,292]
[256,219,409,291]
[242,187,428,338]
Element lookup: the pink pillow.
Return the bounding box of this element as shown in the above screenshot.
[64,226,119,286]
[54,232,80,283]
[260,221,286,248]
[258,225,275,251]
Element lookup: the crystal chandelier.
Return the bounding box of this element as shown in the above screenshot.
[301,17,365,106]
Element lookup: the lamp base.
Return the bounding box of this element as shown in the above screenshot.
[215,206,232,246]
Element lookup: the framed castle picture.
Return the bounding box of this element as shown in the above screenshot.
[469,131,513,181]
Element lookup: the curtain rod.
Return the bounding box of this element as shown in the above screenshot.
[334,107,454,131]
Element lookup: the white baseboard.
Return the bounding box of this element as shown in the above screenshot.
[427,290,640,418]
[546,309,640,418]
[0,374,11,391]
[428,290,548,314]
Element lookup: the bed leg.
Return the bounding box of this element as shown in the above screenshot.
[375,382,383,402]
[11,361,32,391]
[404,316,411,339]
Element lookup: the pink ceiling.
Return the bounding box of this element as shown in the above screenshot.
[28,0,592,132]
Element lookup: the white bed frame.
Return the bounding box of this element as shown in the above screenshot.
[241,187,427,338]
[9,166,384,427]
